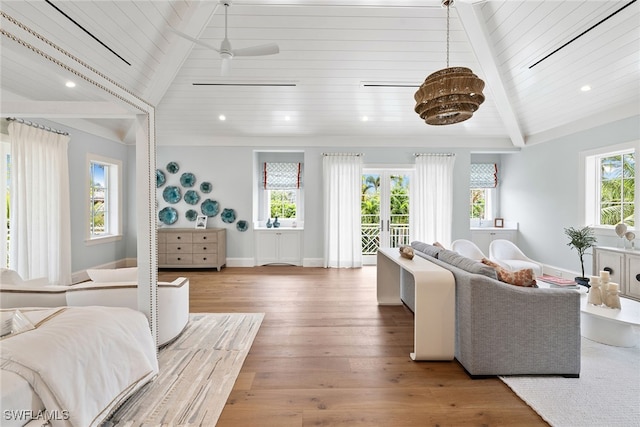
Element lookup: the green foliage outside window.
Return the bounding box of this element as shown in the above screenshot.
[361,174,409,223]
[600,153,635,227]
[470,189,486,219]
[270,190,296,218]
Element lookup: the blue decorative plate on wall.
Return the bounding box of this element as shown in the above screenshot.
[184,190,200,205]
[162,186,181,204]
[221,208,236,223]
[185,209,198,221]
[201,199,219,217]
[180,172,196,188]
[156,169,166,188]
[167,162,179,174]
[158,207,178,225]
[236,220,248,232]
[200,182,212,193]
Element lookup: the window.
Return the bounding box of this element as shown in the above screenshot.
[269,190,298,219]
[583,143,637,229]
[261,162,303,222]
[87,154,122,243]
[469,163,497,221]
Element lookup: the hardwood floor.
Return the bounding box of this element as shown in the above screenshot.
[159,266,547,426]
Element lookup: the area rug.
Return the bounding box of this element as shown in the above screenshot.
[500,338,640,426]
[106,312,264,427]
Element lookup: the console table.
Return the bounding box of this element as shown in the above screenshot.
[377,248,455,361]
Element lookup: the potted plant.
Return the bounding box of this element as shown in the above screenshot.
[564,226,597,288]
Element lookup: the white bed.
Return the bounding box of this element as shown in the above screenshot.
[0,306,159,427]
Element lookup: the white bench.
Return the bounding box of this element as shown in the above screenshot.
[376,247,455,361]
[538,281,640,347]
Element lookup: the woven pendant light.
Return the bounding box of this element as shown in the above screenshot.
[414,0,485,125]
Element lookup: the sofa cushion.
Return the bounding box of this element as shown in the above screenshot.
[410,241,443,258]
[86,267,138,283]
[438,250,498,280]
[481,259,537,287]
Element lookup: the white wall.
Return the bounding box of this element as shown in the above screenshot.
[157,143,481,263]
[499,115,640,277]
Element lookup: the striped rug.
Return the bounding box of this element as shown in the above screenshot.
[107,312,264,427]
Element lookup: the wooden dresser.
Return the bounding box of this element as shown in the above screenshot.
[158,228,226,271]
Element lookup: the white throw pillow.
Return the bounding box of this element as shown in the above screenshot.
[86,267,138,283]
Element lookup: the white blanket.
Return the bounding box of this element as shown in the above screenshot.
[0,306,158,427]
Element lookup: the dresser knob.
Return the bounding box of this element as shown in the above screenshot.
[177,236,181,240]
[203,236,207,240]
[636,274,640,282]
[177,247,181,250]
[203,257,207,261]
[604,267,613,274]
[177,257,181,261]
[203,247,207,250]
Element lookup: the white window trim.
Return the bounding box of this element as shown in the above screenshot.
[85,153,122,245]
[580,140,639,237]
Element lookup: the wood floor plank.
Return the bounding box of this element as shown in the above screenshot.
[160,266,547,426]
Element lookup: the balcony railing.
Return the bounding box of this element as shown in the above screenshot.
[361,214,410,255]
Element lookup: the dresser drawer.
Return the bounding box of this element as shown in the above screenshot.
[157,233,166,244]
[166,243,192,254]
[166,253,193,265]
[193,232,218,244]
[165,233,193,244]
[193,243,217,254]
[192,254,218,265]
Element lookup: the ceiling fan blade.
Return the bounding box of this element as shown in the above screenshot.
[232,43,279,57]
[221,57,233,76]
[169,27,221,53]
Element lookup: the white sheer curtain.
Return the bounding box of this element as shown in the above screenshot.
[9,122,72,285]
[323,154,363,268]
[410,154,456,247]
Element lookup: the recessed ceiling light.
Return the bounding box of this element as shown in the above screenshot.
[65,81,76,88]
[218,115,226,121]
[581,85,591,92]
[284,115,291,121]
[362,116,369,122]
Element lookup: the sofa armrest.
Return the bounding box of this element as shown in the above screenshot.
[456,275,581,376]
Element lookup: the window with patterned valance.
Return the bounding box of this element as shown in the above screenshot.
[470,163,498,188]
[263,162,303,190]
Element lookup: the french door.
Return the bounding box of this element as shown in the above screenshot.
[361,169,411,265]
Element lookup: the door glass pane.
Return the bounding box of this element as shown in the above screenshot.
[389,174,410,248]
[361,173,380,255]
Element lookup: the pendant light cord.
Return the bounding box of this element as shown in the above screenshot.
[446,2,450,68]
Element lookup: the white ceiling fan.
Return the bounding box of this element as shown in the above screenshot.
[172,0,279,76]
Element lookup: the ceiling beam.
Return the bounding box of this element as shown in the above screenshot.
[455,0,525,147]
[144,1,222,106]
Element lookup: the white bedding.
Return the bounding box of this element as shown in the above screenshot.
[0,306,158,427]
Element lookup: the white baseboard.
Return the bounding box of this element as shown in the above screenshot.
[542,264,580,279]
[303,258,324,267]
[226,258,257,267]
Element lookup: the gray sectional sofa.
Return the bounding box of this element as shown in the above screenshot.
[405,241,581,378]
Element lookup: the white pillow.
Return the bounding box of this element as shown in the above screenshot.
[86,267,138,283]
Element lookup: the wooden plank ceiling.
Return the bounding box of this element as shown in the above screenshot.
[1,0,638,148]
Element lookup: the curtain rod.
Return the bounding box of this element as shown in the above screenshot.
[413,153,455,157]
[6,117,70,136]
[322,152,363,156]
